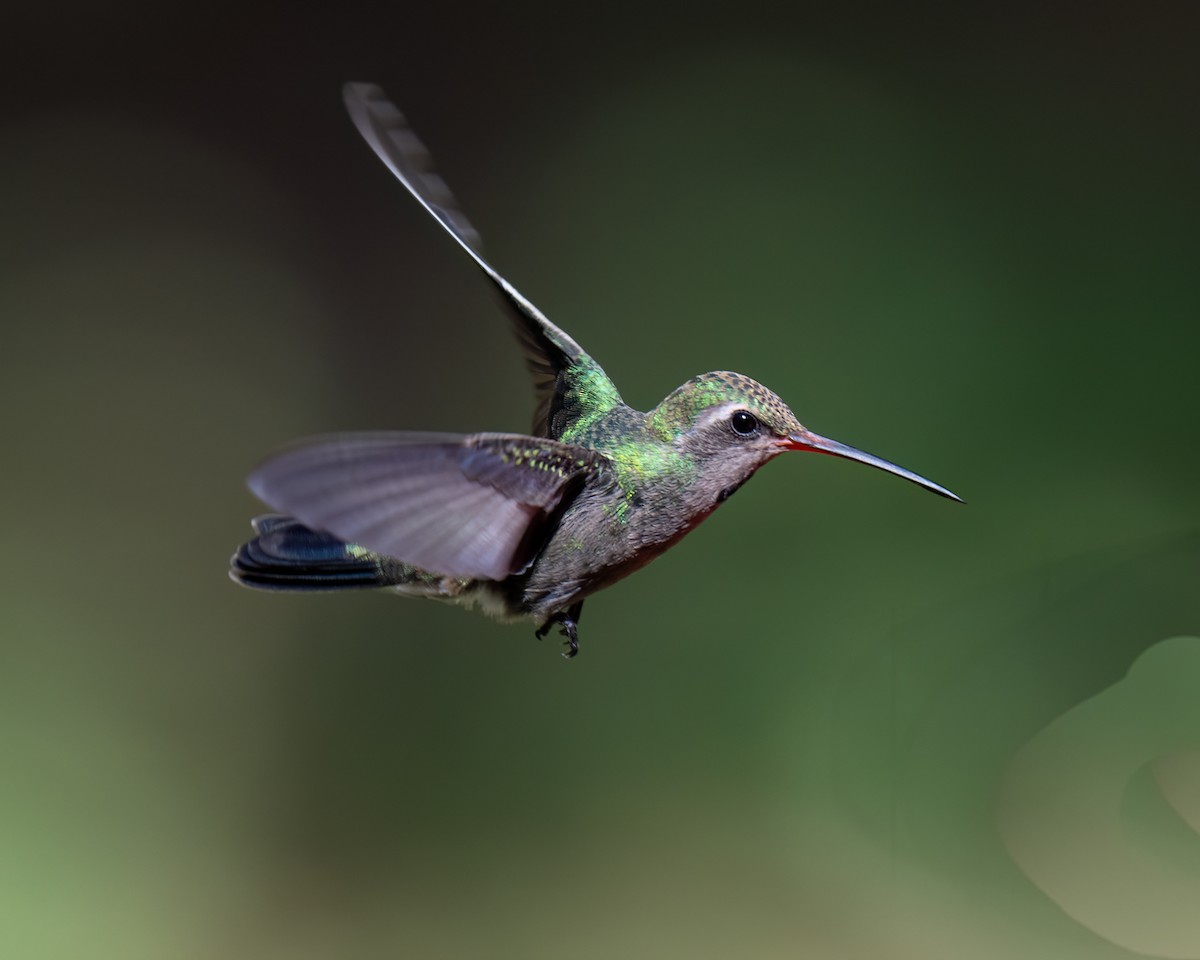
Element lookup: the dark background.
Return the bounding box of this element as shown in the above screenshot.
[4,3,1199,957]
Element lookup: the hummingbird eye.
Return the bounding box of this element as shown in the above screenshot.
[730,410,759,436]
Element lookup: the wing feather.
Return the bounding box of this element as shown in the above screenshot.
[342,83,624,438]
[247,432,607,580]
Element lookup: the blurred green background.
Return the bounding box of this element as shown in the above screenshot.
[3,4,1199,958]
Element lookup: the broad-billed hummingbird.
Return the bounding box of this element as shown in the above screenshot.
[231,83,962,657]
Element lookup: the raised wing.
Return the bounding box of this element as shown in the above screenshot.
[247,432,608,581]
[342,82,623,439]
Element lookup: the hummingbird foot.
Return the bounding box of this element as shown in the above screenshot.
[535,602,584,659]
[559,618,579,659]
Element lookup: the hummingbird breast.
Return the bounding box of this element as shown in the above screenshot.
[513,425,715,619]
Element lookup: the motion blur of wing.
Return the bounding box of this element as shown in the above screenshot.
[248,431,609,580]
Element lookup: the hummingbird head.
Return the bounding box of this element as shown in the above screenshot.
[649,371,961,502]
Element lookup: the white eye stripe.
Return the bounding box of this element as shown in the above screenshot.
[695,401,747,428]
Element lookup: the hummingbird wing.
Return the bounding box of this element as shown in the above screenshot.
[343,83,624,440]
[247,432,609,581]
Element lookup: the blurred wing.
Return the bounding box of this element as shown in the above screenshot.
[247,432,607,580]
[343,82,623,439]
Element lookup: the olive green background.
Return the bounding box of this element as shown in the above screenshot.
[3,4,1198,958]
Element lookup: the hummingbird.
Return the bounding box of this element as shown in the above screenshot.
[230,83,962,658]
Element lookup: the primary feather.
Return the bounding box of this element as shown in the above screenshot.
[342,83,622,440]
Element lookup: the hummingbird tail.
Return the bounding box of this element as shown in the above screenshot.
[230,515,406,591]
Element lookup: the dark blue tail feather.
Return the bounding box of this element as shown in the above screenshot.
[230,515,395,591]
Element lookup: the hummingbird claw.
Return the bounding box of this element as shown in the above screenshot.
[559,619,579,659]
[535,603,583,658]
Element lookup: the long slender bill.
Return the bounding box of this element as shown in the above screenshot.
[781,431,963,502]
